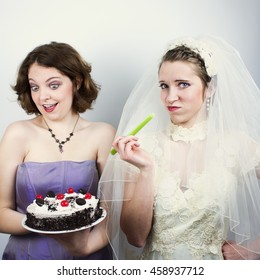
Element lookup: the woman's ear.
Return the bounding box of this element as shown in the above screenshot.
[205,78,216,98]
[76,77,82,90]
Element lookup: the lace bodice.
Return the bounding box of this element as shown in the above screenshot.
[141,168,227,259]
[139,123,260,260]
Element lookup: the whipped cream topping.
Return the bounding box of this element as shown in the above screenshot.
[27,192,99,218]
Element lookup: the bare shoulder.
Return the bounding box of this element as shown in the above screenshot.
[93,122,115,134]
[84,120,116,138]
[0,119,37,162]
[1,119,35,141]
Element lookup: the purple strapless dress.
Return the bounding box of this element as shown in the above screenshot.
[2,160,112,260]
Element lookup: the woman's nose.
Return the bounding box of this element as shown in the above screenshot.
[39,89,51,101]
[167,88,179,103]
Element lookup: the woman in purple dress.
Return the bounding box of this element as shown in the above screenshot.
[0,42,115,259]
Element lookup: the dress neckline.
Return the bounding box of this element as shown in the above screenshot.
[19,160,95,167]
[166,121,208,143]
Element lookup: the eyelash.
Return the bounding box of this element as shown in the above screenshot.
[30,83,60,92]
[178,82,190,88]
[49,83,60,90]
[30,85,38,92]
[159,82,190,89]
[159,83,168,89]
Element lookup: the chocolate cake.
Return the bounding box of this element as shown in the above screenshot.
[25,188,103,231]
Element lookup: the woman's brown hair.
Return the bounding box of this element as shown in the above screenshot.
[159,45,212,89]
[13,42,100,115]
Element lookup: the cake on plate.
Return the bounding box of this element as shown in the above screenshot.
[24,187,104,232]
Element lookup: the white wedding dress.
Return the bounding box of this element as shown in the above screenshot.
[139,121,260,260]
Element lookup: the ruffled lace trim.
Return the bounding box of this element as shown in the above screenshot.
[166,121,207,143]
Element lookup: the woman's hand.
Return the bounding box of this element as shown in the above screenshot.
[222,240,260,260]
[52,228,91,256]
[112,136,153,170]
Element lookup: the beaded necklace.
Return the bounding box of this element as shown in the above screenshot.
[43,114,80,153]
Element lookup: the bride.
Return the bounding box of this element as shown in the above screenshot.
[99,35,260,260]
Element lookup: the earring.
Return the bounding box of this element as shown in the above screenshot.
[206,97,211,112]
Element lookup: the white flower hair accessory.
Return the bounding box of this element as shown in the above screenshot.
[168,38,217,77]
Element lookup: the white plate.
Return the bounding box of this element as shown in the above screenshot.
[22,208,106,234]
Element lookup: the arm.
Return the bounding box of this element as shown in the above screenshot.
[113,135,154,247]
[0,122,29,234]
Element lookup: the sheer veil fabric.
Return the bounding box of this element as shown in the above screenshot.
[99,35,260,259]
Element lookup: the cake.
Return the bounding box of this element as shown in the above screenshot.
[25,188,104,231]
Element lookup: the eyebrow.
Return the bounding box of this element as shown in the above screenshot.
[28,76,61,83]
[159,79,190,83]
[175,79,189,82]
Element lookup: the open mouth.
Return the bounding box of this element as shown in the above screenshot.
[43,103,58,112]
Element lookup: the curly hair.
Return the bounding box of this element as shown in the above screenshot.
[159,45,212,89]
[13,42,100,115]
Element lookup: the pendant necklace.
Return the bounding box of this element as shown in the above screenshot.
[43,114,80,153]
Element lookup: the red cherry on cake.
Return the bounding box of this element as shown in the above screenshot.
[61,200,69,207]
[85,193,92,199]
[56,193,65,200]
[67,187,74,194]
[36,194,43,199]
